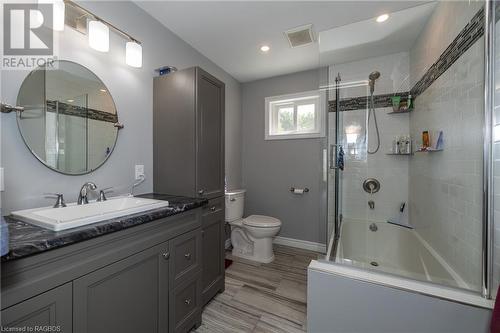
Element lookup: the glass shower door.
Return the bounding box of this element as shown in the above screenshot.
[326,73,369,260]
[327,74,342,258]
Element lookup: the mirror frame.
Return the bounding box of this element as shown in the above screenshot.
[16,60,120,175]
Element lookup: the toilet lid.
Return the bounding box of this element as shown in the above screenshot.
[243,215,281,227]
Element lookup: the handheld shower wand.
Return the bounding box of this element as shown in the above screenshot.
[367,71,381,154]
[368,71,380,94]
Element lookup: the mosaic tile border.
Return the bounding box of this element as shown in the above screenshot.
[329,92,409,113]
[410,7,484,98]
[329,7,484,112]
[46,100,118,123]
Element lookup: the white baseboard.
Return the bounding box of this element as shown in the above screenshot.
[274,236,326,253]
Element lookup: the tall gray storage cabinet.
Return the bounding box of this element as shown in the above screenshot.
[154,67,226,306]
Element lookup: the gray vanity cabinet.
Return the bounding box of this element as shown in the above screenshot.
[73,241,170,333]
[2,209,204,333]
[153,66,225,200]
[1,282,72,332]
[201,197,225,305]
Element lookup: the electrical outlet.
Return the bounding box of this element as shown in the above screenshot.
[135,165,144,180]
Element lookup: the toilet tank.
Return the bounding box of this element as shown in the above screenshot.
[225,189,246,222]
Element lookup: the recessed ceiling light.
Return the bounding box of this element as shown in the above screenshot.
[67,99,74,103]
[260,45,270,52]
[376,14,389,23]
[100,89,107,93]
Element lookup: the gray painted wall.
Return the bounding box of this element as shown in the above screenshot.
[0,1,242,213]
[241,69,327,244]
[308,266,492,332]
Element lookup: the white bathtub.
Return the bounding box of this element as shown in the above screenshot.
[308,218,493,332]
[335,218,468,289]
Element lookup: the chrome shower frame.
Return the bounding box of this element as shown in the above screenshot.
[483,0,494,300]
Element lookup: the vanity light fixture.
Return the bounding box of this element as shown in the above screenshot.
[64,0,142,67]
[126,41,143,68]
[376,14,389,23]
[88,20,109,52]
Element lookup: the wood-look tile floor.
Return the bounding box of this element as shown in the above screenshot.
[195,245,320,333]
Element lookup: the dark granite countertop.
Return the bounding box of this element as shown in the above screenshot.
[1,194,207,262]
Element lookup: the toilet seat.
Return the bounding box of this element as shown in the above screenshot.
[243,215,281,228]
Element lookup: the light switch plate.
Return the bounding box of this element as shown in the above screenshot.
[135,165,144,180]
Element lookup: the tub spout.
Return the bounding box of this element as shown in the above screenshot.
[368,200,375,209]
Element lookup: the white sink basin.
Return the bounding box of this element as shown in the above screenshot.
[11,196,170,231]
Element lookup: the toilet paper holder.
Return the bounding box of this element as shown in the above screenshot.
[290,187,309,194]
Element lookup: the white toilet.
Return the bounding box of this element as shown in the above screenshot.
[225,189,282,263]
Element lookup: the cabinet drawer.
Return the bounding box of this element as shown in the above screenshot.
[170,274,201,333]
[170,228,202,286]
[202,197,224,216]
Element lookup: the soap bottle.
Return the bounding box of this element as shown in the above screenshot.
[405,135,411,154]
[422,131,430,149]
[392,137,398,154]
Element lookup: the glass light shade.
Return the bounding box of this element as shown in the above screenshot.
[88,20,109,52]
[37,0,65,31]
[53,0,65,31]
[126,41,142,68]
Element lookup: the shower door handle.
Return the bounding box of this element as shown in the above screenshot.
[329,144,335,169]
[330,144,340,169]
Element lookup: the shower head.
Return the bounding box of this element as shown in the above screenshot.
[369,71,381,81]
[368,71,380,94]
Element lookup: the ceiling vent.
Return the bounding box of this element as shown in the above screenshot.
[284,24,315,48]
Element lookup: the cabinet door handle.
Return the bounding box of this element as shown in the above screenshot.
[184,298,192,305]
[184,253,192,260]
[198,189,205,195]
[162,252,170,260]
[210,206,216,211]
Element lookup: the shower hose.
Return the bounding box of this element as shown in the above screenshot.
[367,93,380,154]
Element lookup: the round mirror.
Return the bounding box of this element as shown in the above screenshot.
[16,61,119,175]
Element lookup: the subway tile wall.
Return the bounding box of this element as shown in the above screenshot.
[408,0,485,292]
[328,52,410,232]
[409,40,484,290]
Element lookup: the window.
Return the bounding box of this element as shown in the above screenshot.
[265,90,325,140]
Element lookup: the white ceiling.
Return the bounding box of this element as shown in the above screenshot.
[319,3,436,67]
[137,1,432,83]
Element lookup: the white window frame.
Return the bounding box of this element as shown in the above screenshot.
[265,90,326,140]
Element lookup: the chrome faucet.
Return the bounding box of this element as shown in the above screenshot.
[78,182,97,205]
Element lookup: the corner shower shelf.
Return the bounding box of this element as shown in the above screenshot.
[386,152,413,156]
[416,147,443,153]
[387,109,412,115]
